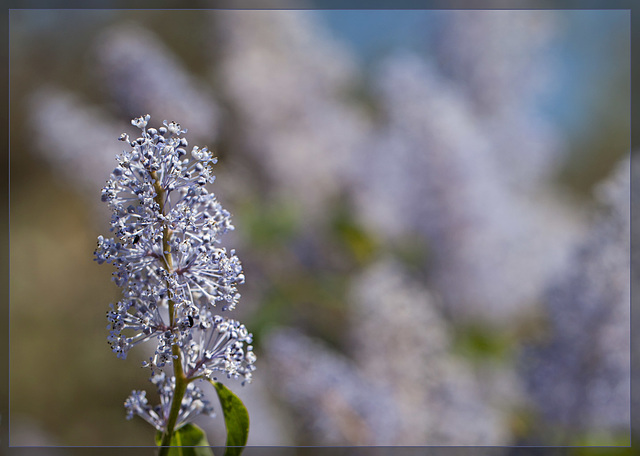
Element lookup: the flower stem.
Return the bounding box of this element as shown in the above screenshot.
[152,170,189,455]
[158,349,188,455]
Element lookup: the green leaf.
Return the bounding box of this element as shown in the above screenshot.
[210,381,250,456]
[154,423,215,456]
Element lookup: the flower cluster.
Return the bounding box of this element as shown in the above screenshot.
[96,115,255,429]
[125,371,215,432]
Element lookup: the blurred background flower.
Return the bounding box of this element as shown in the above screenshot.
[9,7,630,449]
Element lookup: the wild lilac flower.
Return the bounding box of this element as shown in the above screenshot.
[355,53,581,325]
[93,23,220,144]
[180,310,256,383]
[213,10,370,222]
[348,259,512,445]
[27,87,125,196]
[434,10,559,115]
[125,372,215,432]
[522,156,630,437]
[433,11,564,190]
[263,328,400,445]
[95,115,255,384]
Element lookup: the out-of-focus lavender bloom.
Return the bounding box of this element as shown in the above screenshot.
[522,156,630,436]
[214,10,371,222]
[433,10,564,190]
[263,328,400,445]
[93,23,220,144]
[27,86,125,195]
[356,53,581,325]
[434,10,558,115]
[631,155,640,437]
[349,259,511,445]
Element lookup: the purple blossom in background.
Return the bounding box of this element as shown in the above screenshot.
[27,87,125,195]
[356,53,582,325]
[263,327,400,446]
[433,10,564,189]
[522,156,630,438]
[93,23,220,144]
[349,259,512,445]
[214,10,371,222]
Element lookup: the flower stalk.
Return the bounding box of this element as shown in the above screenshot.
[153,169,185,451]
[159,367,187,453]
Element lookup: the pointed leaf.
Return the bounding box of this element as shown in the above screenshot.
[155,423,214,456]
[210,381,250,456]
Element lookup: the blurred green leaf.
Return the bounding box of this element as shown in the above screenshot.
[568,431,633,454]
[154,423,214,456]
[451,323,514,363]
[211,381,249,456]
[239,199,299,249]
[330,198,378,266]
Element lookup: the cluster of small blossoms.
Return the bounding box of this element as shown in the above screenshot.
[96,115,255,429]
[125,371,215,432]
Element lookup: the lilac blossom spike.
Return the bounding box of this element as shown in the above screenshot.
[96,115,255,430]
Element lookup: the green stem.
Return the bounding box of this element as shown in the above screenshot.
[158,349,187,455]
[151,170,190,455]
[152,171,174,276]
